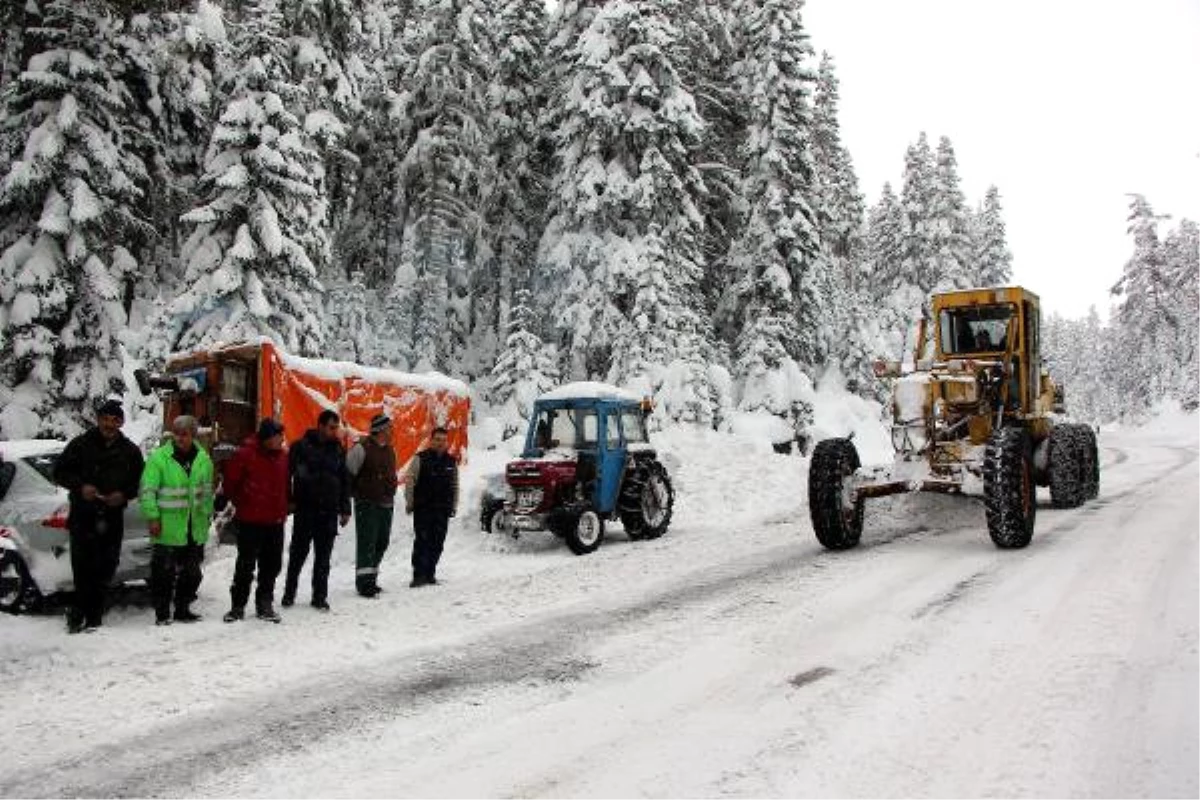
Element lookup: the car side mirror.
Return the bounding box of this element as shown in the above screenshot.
[0,461,15,502]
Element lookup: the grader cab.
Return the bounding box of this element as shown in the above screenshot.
[809,286,1099,550]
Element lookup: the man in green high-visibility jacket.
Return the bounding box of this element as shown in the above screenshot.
[140,415,216,625]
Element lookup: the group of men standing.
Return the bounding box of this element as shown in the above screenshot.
[52,403,458,633]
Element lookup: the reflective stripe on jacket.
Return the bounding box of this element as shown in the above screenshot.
[139,442,216,546]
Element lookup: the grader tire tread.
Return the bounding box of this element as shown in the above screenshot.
[1048,424,1085,509]
[984,427,1036,549]
[808,438,863,551]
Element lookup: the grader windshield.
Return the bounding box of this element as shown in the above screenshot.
[938,304,1015,356]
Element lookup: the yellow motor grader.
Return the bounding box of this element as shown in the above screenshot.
[809,286,1099,549]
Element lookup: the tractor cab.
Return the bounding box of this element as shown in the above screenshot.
[501,383,673,555]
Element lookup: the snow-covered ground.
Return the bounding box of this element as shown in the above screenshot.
[0,408,1196,798]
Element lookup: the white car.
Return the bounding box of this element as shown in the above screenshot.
[0,440,155,614]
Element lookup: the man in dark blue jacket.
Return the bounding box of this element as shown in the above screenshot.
[404,426,458,587]
[282,410,350,610]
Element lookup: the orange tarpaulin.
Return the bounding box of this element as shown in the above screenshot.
[257,342,470,467]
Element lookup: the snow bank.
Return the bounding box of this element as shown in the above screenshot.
[809,369,893,466]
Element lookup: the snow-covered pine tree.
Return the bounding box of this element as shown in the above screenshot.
[169,0,328,356]
[539,0,714,424]
[488,288,559,438]
[927,135,972,291]
[1161,218,1199,407]
[116,3,224,325]
[477,0,549,364]
[323,268,371,362]
[673,0,745,337]
[862,182,915,361]
[725,0,824,438]
[972,184,1013,287]
[812,51,865,272]
[0,0,152,438]
[1110,194,1177,410]
[899,131,936,298]
[389,0,490,373]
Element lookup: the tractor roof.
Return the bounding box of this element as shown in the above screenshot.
[536,382,641,406]
[932,286,1040,309]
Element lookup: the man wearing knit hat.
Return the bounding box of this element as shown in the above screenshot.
[346,414,398,597]
[219,418,290,623]
[52,399,144,633]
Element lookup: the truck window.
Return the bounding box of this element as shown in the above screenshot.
[939,304,1014,356]
[621,411,648,443]
[222,362,251,403]
[604,411,621,448]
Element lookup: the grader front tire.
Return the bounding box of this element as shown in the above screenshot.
[808,438,864,551]
[984,427,1037,549]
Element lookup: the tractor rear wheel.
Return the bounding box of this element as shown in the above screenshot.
[984,426,1037,548]
[620,460,674,541]
[563,509,605,556]
[808,438,863,551]
[1047,424,1084,509]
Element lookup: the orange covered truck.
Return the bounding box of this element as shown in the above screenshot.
[134,340,470,466]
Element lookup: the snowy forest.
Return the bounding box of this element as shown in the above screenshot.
[0,0,1193,442]
[1044,196,1199,422]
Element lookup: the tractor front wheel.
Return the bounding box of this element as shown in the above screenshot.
[563,509,605,556]
[621,460,675,541]
[984,427,1037,548]
[808,438,863,551]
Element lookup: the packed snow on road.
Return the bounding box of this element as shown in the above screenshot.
[0,402,1196,798]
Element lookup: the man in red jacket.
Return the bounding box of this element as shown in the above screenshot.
[220,419,291,623]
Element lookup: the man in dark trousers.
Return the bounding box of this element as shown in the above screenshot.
[405,426,458,588]
[221,418,290,623]
[283,410,350,611]
[346,414,398,598]
[52,400,144,633]
[140,415,215,625]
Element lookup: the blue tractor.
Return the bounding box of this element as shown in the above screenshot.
[498,383,675,555]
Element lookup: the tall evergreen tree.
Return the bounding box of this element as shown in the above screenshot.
[724,0,825,435]
[972,184,1012,286]
[812,51,865,271]
[0,0,152,437]
[927,135,971,290]
[489,288,559,438]
[540,0,714,423]
[168,0,328,355]
[899,131,935,297]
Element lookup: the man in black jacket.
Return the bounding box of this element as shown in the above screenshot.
[404,426,458,588]
[282,410,350,610]
[52,400,145,633]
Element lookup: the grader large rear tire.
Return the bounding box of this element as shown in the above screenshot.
[808,438,863,551]
[1047,424,1085,509]
[984,427,1037,549]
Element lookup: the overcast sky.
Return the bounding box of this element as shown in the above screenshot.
[804,0,1200,319]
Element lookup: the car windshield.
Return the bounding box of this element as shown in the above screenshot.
[532,408,598,450]
[940,304,1015,356]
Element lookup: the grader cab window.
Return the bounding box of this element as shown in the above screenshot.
[940,304,1016,356]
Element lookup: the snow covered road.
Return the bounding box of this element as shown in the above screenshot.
[1,417,1196,797]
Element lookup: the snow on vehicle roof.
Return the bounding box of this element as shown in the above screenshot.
[167,338,470,397]
[0,439,65,460]
[537,382,641,403]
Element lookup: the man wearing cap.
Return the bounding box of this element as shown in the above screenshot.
[140,415,215,625]
[346,414,398,597]
[219,418,290,622]
[52,400,145,633]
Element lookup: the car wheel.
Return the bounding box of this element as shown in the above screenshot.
[0,549,40,615]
